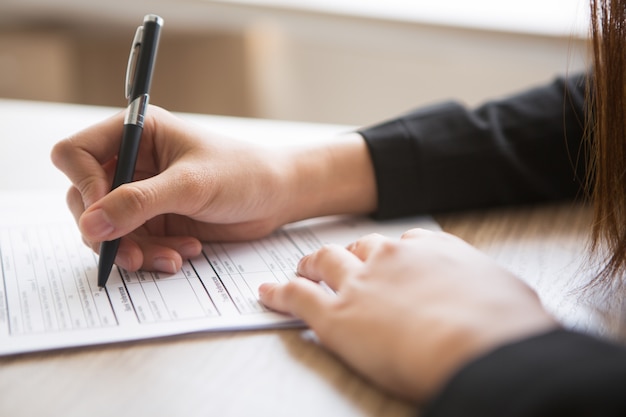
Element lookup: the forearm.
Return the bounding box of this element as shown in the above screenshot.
[282,132,377,223]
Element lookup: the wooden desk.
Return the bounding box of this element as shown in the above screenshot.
[0,99,611,417]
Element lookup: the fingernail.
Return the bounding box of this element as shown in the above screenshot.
[115,251,132,271]
[81,208,114,239]
[179,241,202,258]
[153,257,177,274]
[296,255,309,276]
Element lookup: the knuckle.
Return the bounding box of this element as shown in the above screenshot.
[116,183,157,216]
[373,239,401,257]
[66,186,81,207]
[399,229,419,239]
[282,279,304,300]
[50,134,82,168]
[400,227,431,239]
[49,140,69,168]
[316,243,340,257]
[75,175,108,206]
[308,244,342,267]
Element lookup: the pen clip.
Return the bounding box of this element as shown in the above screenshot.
[125,25,144,99]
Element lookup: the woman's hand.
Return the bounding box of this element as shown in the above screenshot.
[51,106,376,273]
[259,228,558,403]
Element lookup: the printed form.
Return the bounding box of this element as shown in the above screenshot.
[0,191,437,356]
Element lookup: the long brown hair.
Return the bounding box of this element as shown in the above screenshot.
[589,0,626,282]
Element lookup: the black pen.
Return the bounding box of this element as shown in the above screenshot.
[98,14,163,288]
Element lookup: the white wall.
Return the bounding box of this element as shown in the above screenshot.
[243,15,589,125]
[0,0,591,126]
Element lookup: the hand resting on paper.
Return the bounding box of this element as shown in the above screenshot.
[259,228,558,403]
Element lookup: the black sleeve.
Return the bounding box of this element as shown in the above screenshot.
[358,73,589,219]
[422,329,626,417]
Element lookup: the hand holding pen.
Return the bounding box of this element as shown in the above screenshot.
[50,14,375,284]
[97,14,163,287]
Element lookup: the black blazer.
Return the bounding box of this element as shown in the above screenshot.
[360,73,588,219]
[359,73,626,416]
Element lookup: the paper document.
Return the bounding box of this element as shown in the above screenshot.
[0,191,438,356]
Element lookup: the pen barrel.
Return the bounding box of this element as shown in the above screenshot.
[111,124,143,190]
[128,16,162,100]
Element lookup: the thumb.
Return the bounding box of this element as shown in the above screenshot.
[78,167,204,241]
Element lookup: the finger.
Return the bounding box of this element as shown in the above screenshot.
[401,228,463,248]
[113,238,143,271]
[400,227,437,240]
[136,235,202,272]
[297,243,363,290]
[51,111,125,208]
[67,186,105,253]
[66,186,86,224]
[79,235,144,272]
[346,233,388,261]
[113,235,203,272]
[117,238,180,273]
[258,279,333,326]
[77,161,210,243]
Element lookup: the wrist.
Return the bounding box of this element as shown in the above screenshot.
[284,132,377,222]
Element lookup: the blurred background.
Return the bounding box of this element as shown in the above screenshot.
[0,0,590,126]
